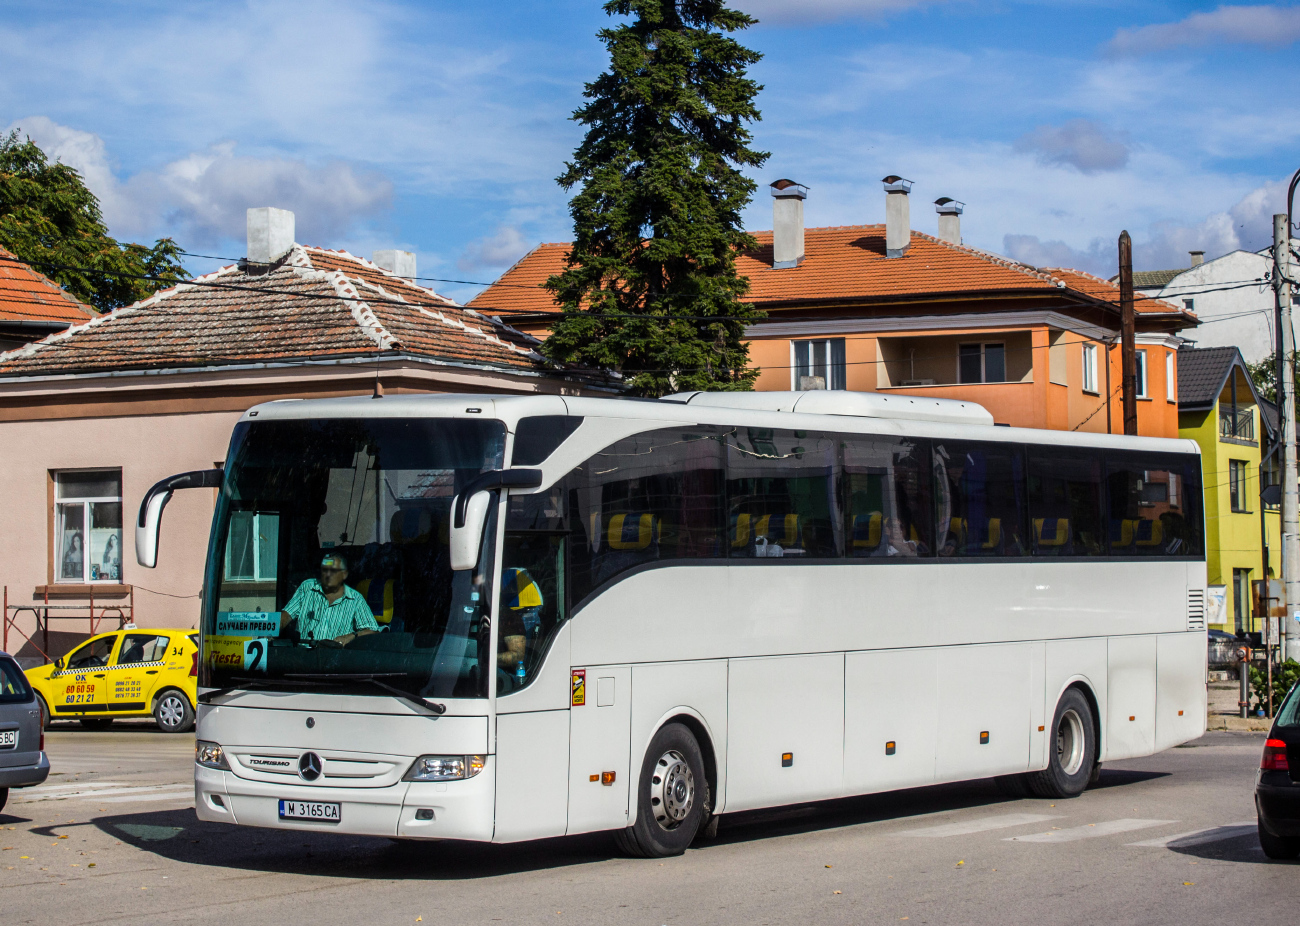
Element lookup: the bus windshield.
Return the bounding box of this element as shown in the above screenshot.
[201,416,506,700]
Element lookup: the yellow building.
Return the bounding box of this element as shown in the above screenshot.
[1177,347,1279,631]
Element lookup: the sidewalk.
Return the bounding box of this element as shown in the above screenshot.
[1205,678,1272,731]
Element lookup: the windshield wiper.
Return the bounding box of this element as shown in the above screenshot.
[197,676,331,704]
[283,673,447,715]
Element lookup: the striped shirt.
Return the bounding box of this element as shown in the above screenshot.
[283,580,379,642]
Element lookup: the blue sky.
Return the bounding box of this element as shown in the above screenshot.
[4,1,1300,302]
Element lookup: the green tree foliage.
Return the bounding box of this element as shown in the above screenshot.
[0,129,188,314]
[1250,658,1300,715]
[542,0,769,396]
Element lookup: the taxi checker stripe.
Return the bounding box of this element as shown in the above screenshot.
[53,658,171,677]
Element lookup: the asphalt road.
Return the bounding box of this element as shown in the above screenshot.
[0,723,1293,926]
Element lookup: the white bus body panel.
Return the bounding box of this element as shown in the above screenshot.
[935,643,1035,780]
[1155,632,1208,751]
[725,653,844,812]
[494,711,569,842]
[844,647,938,793]
[566,665,631,834]
[1105,635,1158,761]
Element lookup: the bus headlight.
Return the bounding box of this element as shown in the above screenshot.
[196,741,230,770]
[404,755,485,781]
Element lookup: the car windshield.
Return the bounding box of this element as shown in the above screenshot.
[1277,681,1300,728]
[201,416,506,700]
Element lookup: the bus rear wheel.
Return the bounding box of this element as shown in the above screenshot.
[615,723,709,858]
[1027,688,1096,799]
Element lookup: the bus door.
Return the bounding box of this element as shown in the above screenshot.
[567,663,631,834]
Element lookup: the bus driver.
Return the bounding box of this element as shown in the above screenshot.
[281,553,379,645]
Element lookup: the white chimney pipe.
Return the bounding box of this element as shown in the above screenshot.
[882,175,912,258]
[246,207,295,265]
[770,179,808,269]
[1189,250,1204,267]
[934,197,964,245]
[373,249,417,280]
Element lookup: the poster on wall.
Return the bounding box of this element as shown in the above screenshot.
[59,527,84,581]
[90,527,122,581]
[1205,585,1227,628]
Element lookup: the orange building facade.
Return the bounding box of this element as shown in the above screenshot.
[471,194,1196,437]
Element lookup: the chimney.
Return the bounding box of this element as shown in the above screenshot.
[882,175,913,258]
[373,249,417,280]
[770,179,808,269]
[934,197,964,245]
[246,207,295,265]
[1189,250,1204,267]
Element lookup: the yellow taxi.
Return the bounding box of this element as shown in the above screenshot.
[24,626,199,733]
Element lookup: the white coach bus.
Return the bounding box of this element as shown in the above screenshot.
[138,391,1208,857]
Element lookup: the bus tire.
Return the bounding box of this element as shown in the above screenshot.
[616,723,709,858]
[153,689,195,733]
[1027,688,1096,799]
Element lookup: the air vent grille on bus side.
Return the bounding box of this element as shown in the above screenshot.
[1187,589,1206,631]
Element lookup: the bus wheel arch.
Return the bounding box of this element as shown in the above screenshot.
[1027,685,1099,799]
[618,716,715,858]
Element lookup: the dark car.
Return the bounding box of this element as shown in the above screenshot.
[0,651,49,813]
[1257,679,1300,859]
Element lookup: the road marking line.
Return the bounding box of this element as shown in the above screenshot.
[16,784,191,802]
[27,781,129,792]
[898,813,1062,837]
[1127,822,1256,848]
[1007,819,1177,843]
[96,791,193,804]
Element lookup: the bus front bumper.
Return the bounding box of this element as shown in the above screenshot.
[194,761,496,841]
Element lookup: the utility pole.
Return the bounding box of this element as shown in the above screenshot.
[1119,231,1138,436]
[1276,213,1300,660]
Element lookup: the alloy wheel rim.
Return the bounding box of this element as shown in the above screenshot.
[1056,708,1086,776]
[649,749,694,831]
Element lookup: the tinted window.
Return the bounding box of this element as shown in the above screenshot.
[512,416,584,466]
[0,659,32,703]
[566,426,727,604]
[117,634,170,665]
[843,435,933,558]
[66,636,114,670]
[726,428,839,558]
[935,442,1027,557]
[1107,454,1203,557]
[1028,451,1105,556]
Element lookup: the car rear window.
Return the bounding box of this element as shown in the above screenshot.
[1278,683,1300,728]
[0,658,33,703]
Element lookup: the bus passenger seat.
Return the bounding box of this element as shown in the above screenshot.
[981,518,1002,550]
[1034,517,1070,547]
[730,513,752,549]
[852,512,883,550]
[757,514,800,547]
[608,513,660,551]
[1111,519,1136,547]
[356,578,396,626]
[1134,519,1163,547]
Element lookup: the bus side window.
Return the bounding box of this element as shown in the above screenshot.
[842,436,933,558]
[497,532,566,693]
[726,429,840,558]
[1027,451,1105,557]
[934,441,1028,557]
[1106,454,1202,558]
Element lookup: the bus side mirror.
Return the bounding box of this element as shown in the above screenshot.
[136,469,224,568]
[450,491,492,571]
[448,468,545,572]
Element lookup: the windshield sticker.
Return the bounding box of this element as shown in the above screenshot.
[572,669,586,706]
[215,612,282,637]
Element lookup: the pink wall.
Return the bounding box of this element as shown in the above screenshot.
[0,410,243,659]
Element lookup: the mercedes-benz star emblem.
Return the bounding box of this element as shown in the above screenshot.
[298,752,322,781]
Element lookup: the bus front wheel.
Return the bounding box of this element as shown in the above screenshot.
[1027,688,1097,799]
[615,723,710,858]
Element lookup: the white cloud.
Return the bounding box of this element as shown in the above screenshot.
[733,0,949,24]
[1107,4,1300,56]
[457,225,530,274]
[6,116,392,248]
[1014,119,1130,174]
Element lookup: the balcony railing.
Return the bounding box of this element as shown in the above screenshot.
[1219,408,1254,441]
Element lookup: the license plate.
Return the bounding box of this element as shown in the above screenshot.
[0,730,14,748]
[278,799,340,822]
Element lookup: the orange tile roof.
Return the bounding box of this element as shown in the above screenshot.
[0,246,567,379]
[0,247,96,325]
[468,226,1193,323]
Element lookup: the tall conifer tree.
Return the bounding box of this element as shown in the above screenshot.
[542,0,768,396]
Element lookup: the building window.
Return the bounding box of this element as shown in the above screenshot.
[1135,349,1148,398]
[1165,351,1175,402]
[793,338,846,390]
[1183,298,1195,311]
[54,470,122,583]
[224,512,280,582]
[1082,343,1098,394]
[1233,568,1252,632]
[958,342,1006,384]
[1229,459,1250,513]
